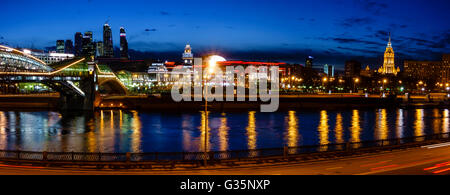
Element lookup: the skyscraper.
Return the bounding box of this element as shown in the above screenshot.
[56,40,65,53]
[120,27,129,60]
[82,31,95,57]
[306,56,314,69]
[74,32,83,56]
[64,40,74,54]
[103,24,114,58]
[96,41,104,58]
[324,64,334,77]
[378,33,400,75]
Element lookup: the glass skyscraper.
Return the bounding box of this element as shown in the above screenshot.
[74,32,83,57]
[120,27,129,60]
[103,24,114,58]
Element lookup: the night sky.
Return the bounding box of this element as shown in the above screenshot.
[1,0,449,69]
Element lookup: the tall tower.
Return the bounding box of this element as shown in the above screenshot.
[82,31,95,57]
[182,44,194,65]
[120,27,129,60]
[96,41,104,58]
[306,56,314,69]
[64,40,74,54]
[74,32,83,56]
[379,33,399,75]
[103,24,114,58]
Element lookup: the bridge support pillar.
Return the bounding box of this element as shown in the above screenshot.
[80,70,96,111]
[58,66,96,111]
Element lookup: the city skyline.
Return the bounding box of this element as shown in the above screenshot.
[1,0,449,69]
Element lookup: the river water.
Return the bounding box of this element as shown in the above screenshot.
[0,108,448,153]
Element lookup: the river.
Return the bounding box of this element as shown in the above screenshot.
[0,108,448,153]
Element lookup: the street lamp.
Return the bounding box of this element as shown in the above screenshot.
[354,78,360,93]
[383,79,388,90]
[323,77,328,92]
[202,56,220,166]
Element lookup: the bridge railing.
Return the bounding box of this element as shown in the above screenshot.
[0,132,449,163]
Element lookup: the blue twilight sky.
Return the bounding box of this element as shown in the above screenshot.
[1,0,449,69]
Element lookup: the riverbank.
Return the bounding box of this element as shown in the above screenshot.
[0,94,59,110]
[2,143,448,175]
[99,94,450,111]
[0,135,449,175]
[0,94,448,111]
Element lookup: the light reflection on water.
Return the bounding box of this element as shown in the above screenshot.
[396,109,404,139]
[350,110,361,145]
[285,111,299,147]
[375,109,389,141]
[0,108,448,153]
[334,113,344,144]
[444,110,449,134]
[318,110,330,151]
[246,111,257,151]
[415,109,425,137]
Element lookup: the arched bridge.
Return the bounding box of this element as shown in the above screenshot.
[0,45,128,110]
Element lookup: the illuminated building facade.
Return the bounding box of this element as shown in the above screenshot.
[217,60,286,86]
[27,50,75,64]
[324,64,334,77]
[378,33,400,75]
[404,54,450,84]
[96,41,104,58]
[82,31,95,57]
[120,27,129,60]
[103,24,114,58]
[148,61,168,74]
[56,40,65,53]
[182,44,194,65]
[360,65,372,77]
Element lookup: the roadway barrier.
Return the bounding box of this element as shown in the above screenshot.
[0,132,449,169]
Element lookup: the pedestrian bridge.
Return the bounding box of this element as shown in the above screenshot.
[0,45,128,109]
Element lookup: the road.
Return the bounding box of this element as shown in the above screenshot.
[1,142,450,175]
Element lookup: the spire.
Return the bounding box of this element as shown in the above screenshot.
[387,32,392,48]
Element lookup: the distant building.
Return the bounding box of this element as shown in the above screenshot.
[378,33,400,75]
[360,65,372,77]
[345,60,361,78]
[217,60,286,83]
[74,32,83,57]
[444,54,450,83]
[64,40,74,54]
[182,44,194,65]
[120,27,129,60]
[148,61,168,74]
[56,40,65,53]
[404,54,450,84]
[324,64,334,77]
[96,41,104,58]
[25,49,74,64]
[44,46,56,53]
[82,31,95,57]
[103,24,114,58]
[306,56,314,69]
[96,58,151,72]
